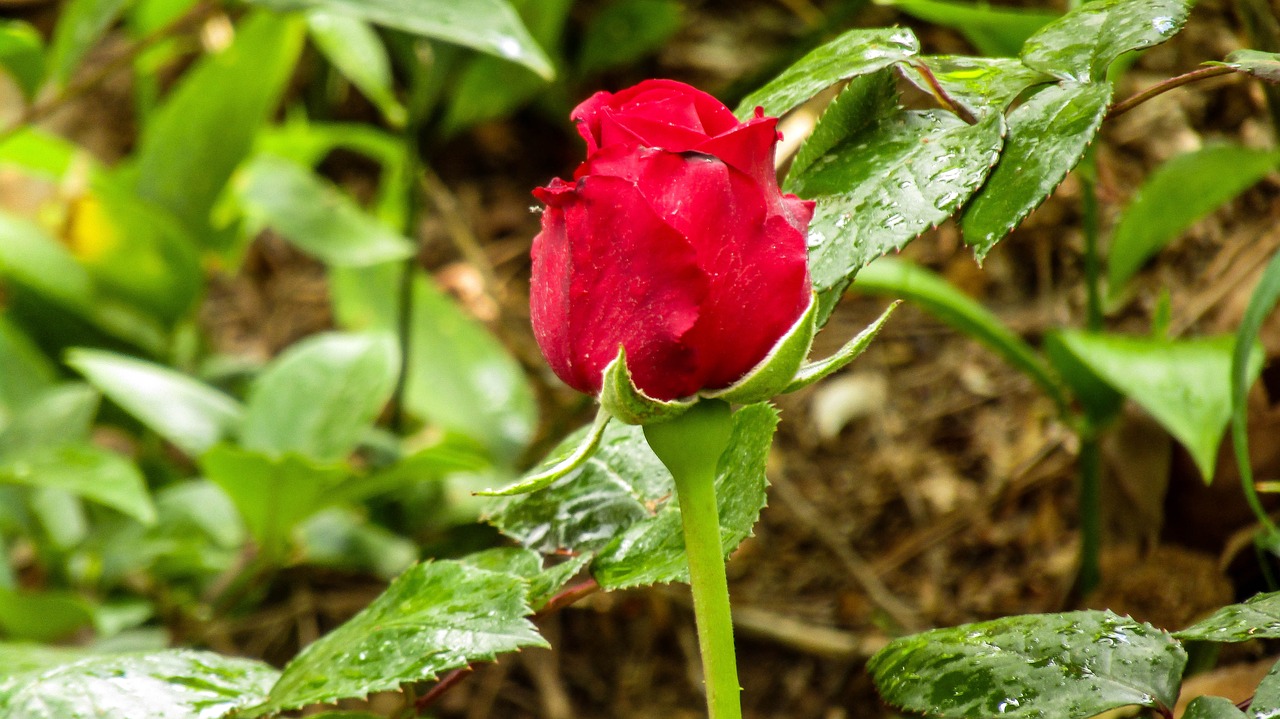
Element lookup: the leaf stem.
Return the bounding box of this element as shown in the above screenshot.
[645,401,741,719]
[907,60,979,125]
[1106,65,1235,120]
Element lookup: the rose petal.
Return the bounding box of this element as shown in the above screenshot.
[530,175,710,399]
[693,115,780,190]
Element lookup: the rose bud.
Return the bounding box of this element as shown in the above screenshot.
[530,80,818,424]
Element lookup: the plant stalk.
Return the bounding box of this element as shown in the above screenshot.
[644,401,741,719]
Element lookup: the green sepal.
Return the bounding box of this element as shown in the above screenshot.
[476,407,611,496]
[599,347,694,425]
[783,301,899,393]
[707,293,818,405]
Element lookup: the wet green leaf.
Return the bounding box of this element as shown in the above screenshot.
[458,547,591,609]
[68,348,243,457]
[200,445,348,560]
[877,0,1057,56]
[47,0,128,87]
[235,154,415,267]
[1250,659,1280,719]
[852,258,1068,412]
[134,11,305,243]
[735,27,919,119]
[1215,49,1280,83]
[1020,0,1191,82]
[241,332,399,463]
[1176,591,1280,642]
[1184,696,1247,719]
[789,69,898,179]
[332,265,536,462]
[869,610,1187,719]
[307,13,406,126]
[0,646,279,719]
[1106,145,1280,300]
[787,111,1004,322]
[1046,331,1263,482]
[592,403,778,589]
[248,0,554,79]
[901,56,1050,120]
[258,560,545,713]
[962,82,1111,259]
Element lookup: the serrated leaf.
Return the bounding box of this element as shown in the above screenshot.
[67,348,243,457]
[735,27,919,120]
[878,0,1058,56]
[306,13,407,126]
[1185,696,1248,719]
[0,444,156,525]
[246,0,554,79]
[331,266,536,461]
[592,403,779,589]
[200,445,348,561]
[258,560,545,713]
[852,258,1068,412]
[901,56,1050,120]
[1020,0,1192,82]
[1251,659,1280,719]
[789,69,898,179]
[1046,331,1264,482]
[458,547,590,609]
[1107,145,1280,299]
[241,332,399,463]
[1175,591,1280,642]
[962,82,1112,259]
[134,11,304,244]
[489,419,673,554]
[1216,49,1280,83]
[787,111,1004,322]
[0,647,279,719]
[47,0,129,87]
[869,610,1187,719]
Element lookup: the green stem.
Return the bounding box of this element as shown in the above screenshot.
[644,401,741,719]
[1077,431,1103,597]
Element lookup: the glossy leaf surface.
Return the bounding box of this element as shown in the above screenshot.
[1020,0,1192,82]
[962,82,1111,259]
[1216,49,1280,83]
[735,27,919,119]
[870,610,1186,719]
[258,560,544,713]
[878,0,1057,56]
[902,56,1049,119]
[1176,591,1280,642]
[1184,696,1248,719]
[787,111,1004,321]
[0,647,279,719]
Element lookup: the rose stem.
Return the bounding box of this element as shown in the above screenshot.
[644,400,741,719]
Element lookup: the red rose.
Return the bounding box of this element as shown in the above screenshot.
[530,79,814,402]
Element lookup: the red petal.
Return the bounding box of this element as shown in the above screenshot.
[693,116,780,191]
[530,175,711,400]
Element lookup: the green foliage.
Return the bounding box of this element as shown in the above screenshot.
[1020,0,1192,82]
[789,110,1004,321]
[962,82,1111,259]
[0,590,95,642]
[247,0,555,79]
[239,332,399,463]
[1184,696,1249,719]
[47,0,129,87]
[870,611,1187,719]
[1176,591,1280,642]
[1215,49,1280,82]
[234,154,415,267]
[255,559,545,714]
[1045,331,1263,482]
[133,11,305,245]
[0,646,279,719]
[68,349,243,457]
[305,12,407,126]
[1106,145,1280,300]
[0,21,46,100]
[1232,249,1280,539]
[901,56,1049,120]
[736,27,920,119]
[879,0,1058,56]
[577,0,683,76]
